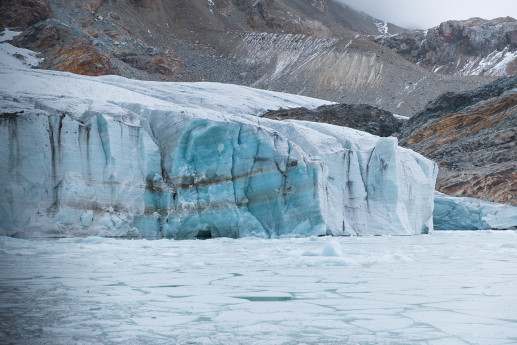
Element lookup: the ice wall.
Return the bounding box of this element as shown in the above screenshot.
[434,192,517,230]
[0,111,158,237]
[0,42,438,238]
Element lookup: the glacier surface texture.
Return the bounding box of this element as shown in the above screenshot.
[434,192,517,230]
[0,42,437,238]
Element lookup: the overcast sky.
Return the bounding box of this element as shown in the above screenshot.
[339,0,517,29]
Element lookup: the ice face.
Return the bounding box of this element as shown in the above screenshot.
[0,42,438,238]
[434,192,517,230]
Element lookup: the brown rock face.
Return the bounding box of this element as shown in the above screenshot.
[12,19,118,76]
[0,0,51,30]
[113,52,179,76]
[52,40,118,76]
[400,79,517,206]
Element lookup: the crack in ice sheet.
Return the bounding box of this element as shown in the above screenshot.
[1,232,517,344]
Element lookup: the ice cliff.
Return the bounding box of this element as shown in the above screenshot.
[434,192,517,230]
[0,41,438,238]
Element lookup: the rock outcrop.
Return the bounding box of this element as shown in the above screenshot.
[0,0,51,31]
[216,0,406,36]
[399,76,517,139]
[376,17,517,76]
[12,19,118,76]
[400,77,517,206]
[263,103,402,137]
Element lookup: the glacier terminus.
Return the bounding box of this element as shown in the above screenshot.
[0,41,439,238]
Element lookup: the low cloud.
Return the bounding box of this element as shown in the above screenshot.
[338,0,517,29]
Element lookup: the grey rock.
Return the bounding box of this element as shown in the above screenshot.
[263,103,401,137]
[376,17,517,76]
[399,75,517,139]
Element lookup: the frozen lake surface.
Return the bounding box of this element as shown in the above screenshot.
[1,231,517,345]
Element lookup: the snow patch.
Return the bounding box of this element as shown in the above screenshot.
[374,20,388,35]
[459,47,517,76]
[0,33,42,68]
[393,114,410,121]
[0,28,22,42]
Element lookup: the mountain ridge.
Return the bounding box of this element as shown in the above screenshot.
[1,0,495,116]
[375,16,517,77]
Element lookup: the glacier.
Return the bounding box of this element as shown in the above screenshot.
[0,39,438,238]
[434,192,517,230]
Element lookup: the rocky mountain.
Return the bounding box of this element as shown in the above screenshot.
[399,76,517,206]
[375,17,517,77]
[1,0,493,116]
[263,103,403,137]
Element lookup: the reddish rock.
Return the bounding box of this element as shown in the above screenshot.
[13,19,118,76]
[400,78,517,206]
[113,51,179,77]
[52,40,118,76]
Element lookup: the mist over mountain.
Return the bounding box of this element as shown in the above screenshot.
[338,0,517,29]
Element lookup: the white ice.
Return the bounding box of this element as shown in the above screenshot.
[0,29,41,68]
[1,231,516,344]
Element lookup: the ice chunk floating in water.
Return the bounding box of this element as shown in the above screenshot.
[1,232,517,344]
[0,41,437,238]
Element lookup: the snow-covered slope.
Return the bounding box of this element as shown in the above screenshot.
[0,42,437,238]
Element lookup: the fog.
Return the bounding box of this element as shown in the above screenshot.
[339,0,517,29]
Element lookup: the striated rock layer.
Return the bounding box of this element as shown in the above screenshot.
[400,77,517,206]
[0,43,437,238]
